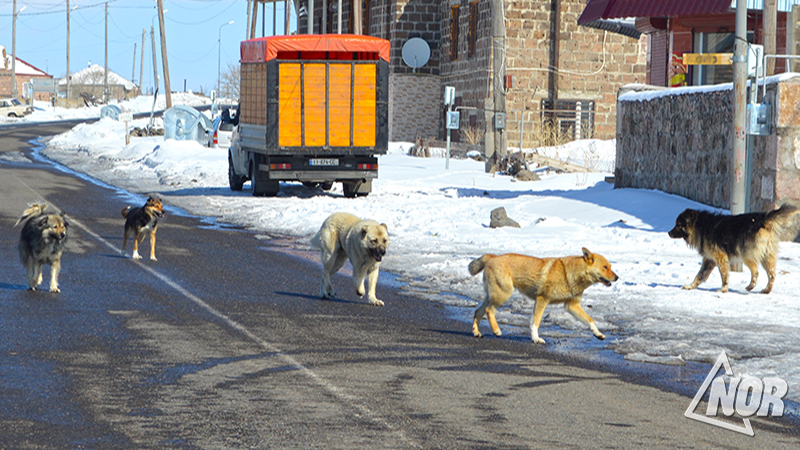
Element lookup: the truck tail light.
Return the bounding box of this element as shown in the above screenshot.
[357,163,378,170]
[270,163,292,170]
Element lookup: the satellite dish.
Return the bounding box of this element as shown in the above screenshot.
[402,38,430,72]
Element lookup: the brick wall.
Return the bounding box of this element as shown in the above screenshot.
[389,73,441,142]
[502,0,646,144]
[616,78,800,212]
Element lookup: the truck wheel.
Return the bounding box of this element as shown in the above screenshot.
[228,157,244,191]
[250,156,279,197]
[343,180,371,198]
[320,181,333,191]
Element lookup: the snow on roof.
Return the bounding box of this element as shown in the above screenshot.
[0,49,50,77]
[60,63,135,90]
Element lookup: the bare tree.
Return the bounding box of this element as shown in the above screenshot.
[219,63,240,101]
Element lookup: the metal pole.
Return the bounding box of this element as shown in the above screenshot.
[285,0,291,35]
[132,43,137,85]
[218,21,234,96]
[140,29,145,91]
[67,1,72,101]
[12,0,19,99]
[151,26,159,93]
[731,0,748,215]
[104,2,109,103]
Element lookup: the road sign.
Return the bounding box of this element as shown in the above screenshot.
[118,112,133,122]
[683,53,733,65]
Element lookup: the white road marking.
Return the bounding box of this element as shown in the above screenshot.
[11,172,420,448]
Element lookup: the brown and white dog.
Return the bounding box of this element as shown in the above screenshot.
[469,248,618,344]
[15,204,69,293]
[121,196,164,260]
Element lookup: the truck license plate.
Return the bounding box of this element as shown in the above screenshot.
[310,158,339,166]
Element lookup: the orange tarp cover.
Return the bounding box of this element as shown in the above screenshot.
[241,34,390,63]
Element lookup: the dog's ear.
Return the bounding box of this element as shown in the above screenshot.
[361,225,369,238]
[380,223,388,233]
[582,247,594,264]
[60,212,69,228]
[35,216,50,229]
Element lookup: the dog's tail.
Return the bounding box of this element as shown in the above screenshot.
[14,203,47,228]
[468,255,494,276]
[121,206,131,218]
[766,204,800,241]
[309,230,321,249]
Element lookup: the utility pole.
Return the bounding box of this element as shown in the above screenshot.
[140,29,145,91]
[132,43,137,85]
[151,26,158,95]
[104,2,109,104]
[285,0,290,35]
[157,0,172,108]
[67,0,72,101]
[731,0,748,214]
[12,0,23,100]
[764,0,777,75]
[486,0,506,172]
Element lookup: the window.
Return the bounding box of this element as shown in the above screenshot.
[450,5,459,61]
[469,2,478,57]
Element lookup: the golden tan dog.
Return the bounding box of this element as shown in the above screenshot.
[311,212,389,306]
[121,196,164,260]
[15,204,69,293]
[469,248,618,344]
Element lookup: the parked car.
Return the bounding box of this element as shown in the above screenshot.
[207,107,236,149]
[0,98,34,117]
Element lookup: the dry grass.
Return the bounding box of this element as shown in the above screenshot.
[459,126,484,145]
[528,117,573,149]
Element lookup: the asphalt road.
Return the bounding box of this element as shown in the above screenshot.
[1,123,799,449]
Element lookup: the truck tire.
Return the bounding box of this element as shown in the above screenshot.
[320,181,334,191]
[250,155,279,197]
[228,156,245,191]
[343,180,371,198]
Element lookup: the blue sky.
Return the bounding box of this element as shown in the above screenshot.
[1,0,297,94]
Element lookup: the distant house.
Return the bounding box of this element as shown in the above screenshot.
[0,46,54,101]
[60,63,139,103]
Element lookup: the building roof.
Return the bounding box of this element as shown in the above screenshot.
[580,18,642,39]
[0,46,51,77]
[59,63,135,89]
[579,0,800,24]
[578,0,731,24]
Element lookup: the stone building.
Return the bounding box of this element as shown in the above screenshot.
[291,0,647,166]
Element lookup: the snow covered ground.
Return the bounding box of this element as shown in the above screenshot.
[10,95,800,404]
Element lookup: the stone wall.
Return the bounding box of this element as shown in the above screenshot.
[616,76,800,211]
[389,73,442,142]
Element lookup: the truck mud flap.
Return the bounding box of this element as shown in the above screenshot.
[251,154,279,197]
[342,179,371,198]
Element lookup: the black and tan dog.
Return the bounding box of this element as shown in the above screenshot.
[121,196,164,260]
[668,204,800,294]
[15,204,69,293]
[469,248,618,344]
